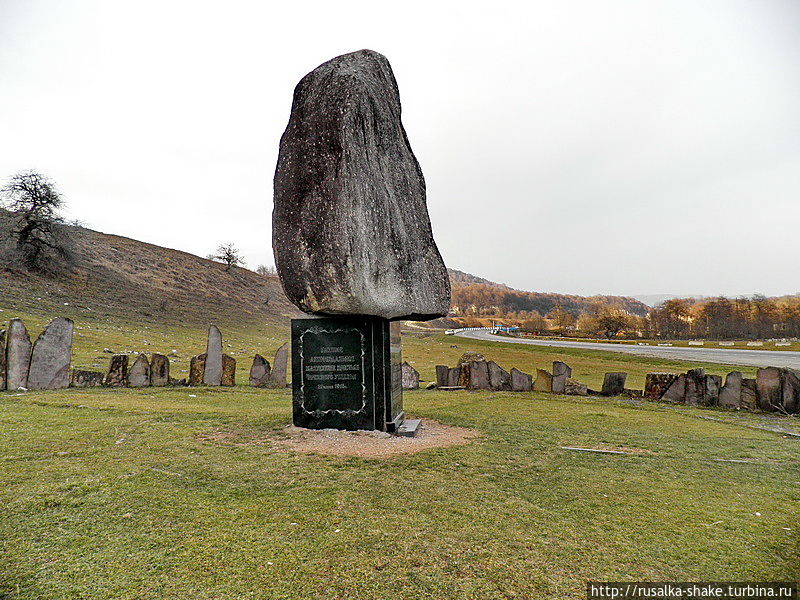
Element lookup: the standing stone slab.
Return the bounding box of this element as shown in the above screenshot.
[71,370,104,387]
[203,325,223,386]
[221,355,236,386]
[661,374,686,403]
[468,361,491,391]
[128,354,151,387]
[718,371,743,408]
[249,354,271,387]
[740,378,758,410]
[564,378,588,396]
[28,317,74,390]
[780,368,800,414]
[487,361,512,391]
[756,367,782,411]
[552,361,572,394]
[150,354,170,387]
[510,368,532,392]
[533,369,553,392]
[270,342,289,388]
[684,368,707,406]
[105,355,129,387]
[401,362,420,390]
[435,365,449,388]
[705,374,722,406]
[189,354,206,386]
[273,49,450,320]
[447,367,461,387]
[0,329,5,390]
[644,373,678,400]
[601,372,627,396]
[6,318,32,390]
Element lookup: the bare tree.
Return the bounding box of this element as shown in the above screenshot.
[207,243,244,272]
[0,170,68,270]
[256,264,277,277]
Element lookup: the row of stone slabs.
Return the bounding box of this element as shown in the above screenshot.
[0,319,289,391]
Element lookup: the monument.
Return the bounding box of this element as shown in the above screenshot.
[273,50,450,432]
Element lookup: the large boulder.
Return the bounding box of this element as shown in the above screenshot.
[601,372,627,396]
[401,362,420,390]
[27,317,74,390]
[661,374,686,403]
[270,343,289,387]
[781,368,800,413]
[468,360,491,391]
[552,361,572,394]
[6,318,32,390]
[487,361,511,391]
[756,367,782,411]
[644,373,678,400]
[533,369,553,392]
[435,365,449,388]
[740,378,758,409]
[718,371,743,408]
[105,355,129,387]
[203,325,223,386]
[128,354,151,387]
[272,50,450,320]
[684,368,706,406]
[150,354,170,387]
[189,354,206,386]
[249,354,271,387]
[510,368,532,392]
[221,355,236,386]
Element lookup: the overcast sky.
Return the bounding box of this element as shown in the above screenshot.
[1,0,798,298]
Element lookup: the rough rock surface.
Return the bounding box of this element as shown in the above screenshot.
[401,362,420,390]
[150,354,170,387]
[28,317,74,390]
[487,361,511,391]
[221,354,236,386]
[71,370,104,387]
[564,378,588,396]
[0,329,5,390]
[204,325,223,386]
[781,369,800,413]
[661,374,686,403]
[250,354,271,387]
[684,368,707,406]
[128,354,151,387]
[435,365,449,388]
[740,378,758,409]
[270,343,289,387]
[6,318,32,390]
[447,367,461,387]
[533,369,553,392]
[105,355,129,387]
[718,371,742,408]
[601,372,627,396]
[756,367,782,411]
[272,49,450,320]
[705,374,722,406]
[189,354,206,386]
[510,368,532,392]
[644,373,678,400]
[552,361,572,394]
[467,361,490,390]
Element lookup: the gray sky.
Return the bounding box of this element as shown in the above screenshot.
[1,0,798,298]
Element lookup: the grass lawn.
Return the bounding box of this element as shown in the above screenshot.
[2,385,799,599]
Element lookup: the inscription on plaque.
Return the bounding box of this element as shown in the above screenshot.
[300,327,365,413]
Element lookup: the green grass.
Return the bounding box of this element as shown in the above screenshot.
[1,386,799,599]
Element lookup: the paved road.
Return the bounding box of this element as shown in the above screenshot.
[455,329,800,369]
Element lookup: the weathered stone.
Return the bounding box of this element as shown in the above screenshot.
[71,369,104,388]
[6,318,32,390]
[150,354,170,387]
[780,368,800,414]
[270,342,289,387]
[468,360,490,390]
[740,378,758,410]
[435,365,449,388]
[27,317,74,390]
[564,378,588,396]
[756,367,782,411]
[169,377,188,387]
[189,353,206,386]
[221,354,236,386]
[273,49,450,320]
[457,352,485,366]
[0,329,5,390]
[447,367,461,387]
[533,369,553,392]
[661,374,686,403]
[510,368,532,392]
[105,355,129,387]
[401,362,419,389]
[684,368,706,406]
[487,361,512,391]
[705,374,722,406]
[644,373,678,400]
[718,371,743,408]
[552,361,572,393]
[203,325,223,386]
[249,354,271,387]
[128,354,151,387]
[601,372,627,396]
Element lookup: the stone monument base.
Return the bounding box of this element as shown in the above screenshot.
[291,316,404,432]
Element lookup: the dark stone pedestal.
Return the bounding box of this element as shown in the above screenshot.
[291,316,404,432]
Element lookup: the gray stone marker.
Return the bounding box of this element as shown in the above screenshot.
[71,370,104,387]
[510,368,532,392]
[684,368,706,406]
[468,360,491,390]
[447,367,461,387]
[533,369,553,392]
[782,368,800,413]
[487,361,512,391]
[189,354,206,386]
[27,317,74,390]
[203,325,223,386]
[150,354,170,387]
[0,329,6,390]
[552,361,572,394]
[705,374,722,406]
[756,367,782,411]
[644,373,678,400]
[6,318,32,390]
[565,378,588,396]
[128,354,151,387]
[401,362,420,390]
[718,371,743,408]
[270,342,288,387]
[105,355,129,387]
[273,49,450,321]
[601,372,627,396]
[435,365,449,388]
[221,355,236,386]
[249,354,271,387]
[661,374,686,403]
[740,378,758,409]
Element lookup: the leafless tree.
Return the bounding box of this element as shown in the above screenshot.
[0,170,68,270]
[256,264,277,277]
[207,243,244,272]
